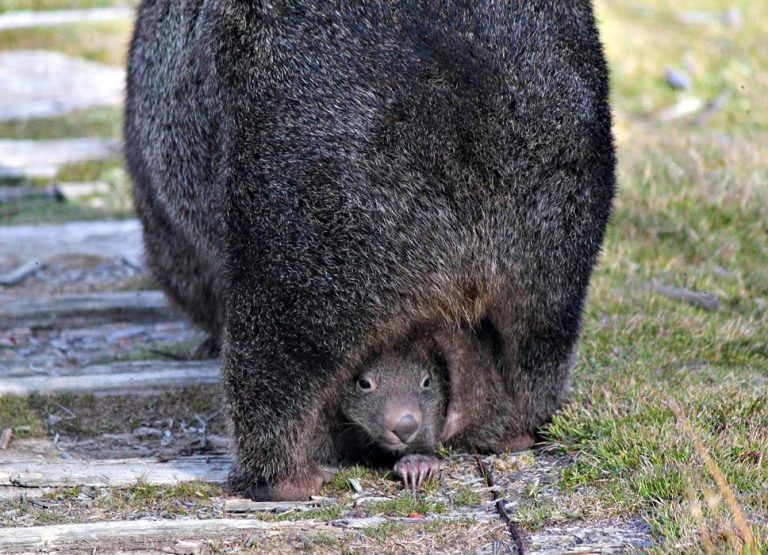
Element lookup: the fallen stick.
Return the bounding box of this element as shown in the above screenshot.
[0,260,45,287]
[655,284,720,311]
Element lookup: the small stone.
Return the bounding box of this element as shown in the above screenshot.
[161,429,174,446]
[348,477,363,493]
[50,338,69,353]
[723,8,742,28]
[331,516,387,529]
[0,428,11,450]
[354,496,391,507]
[665,69,691,90]
[658,97,705,122]
[676,11,718,26]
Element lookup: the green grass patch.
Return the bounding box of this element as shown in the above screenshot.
[0,388,224,439]
[0,20,133,66]
[97,479,223,516]
[55,158,121,182]
[364,493,445,518]
[0,107,122,140]
[0,194,132,224]
[273,504,345,522]
[450,484,484,507]
[0,162,134,224]
[521,2,768,549]
[0,1,135,14]
[0,396,47,437]
[324,465,384,495]
[361,521,409,542]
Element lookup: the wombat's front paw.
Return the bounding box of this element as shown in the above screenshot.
[394,454,441,493]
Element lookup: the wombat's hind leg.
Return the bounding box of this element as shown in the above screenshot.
[194,335,220,359]
[394,454,441,493]
[499,433,535,453]
[229,464,333,502]
[433,329,488,443]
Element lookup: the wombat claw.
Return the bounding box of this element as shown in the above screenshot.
[394,454,441,493]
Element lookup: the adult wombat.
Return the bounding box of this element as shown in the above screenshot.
[126,0,615,500]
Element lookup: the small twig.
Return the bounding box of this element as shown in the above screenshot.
[474,454,525,555]
[0,260,45,287]
[53,403,76,418]
[148,348,187,361]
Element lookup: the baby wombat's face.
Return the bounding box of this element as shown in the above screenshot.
[341,352,445,454]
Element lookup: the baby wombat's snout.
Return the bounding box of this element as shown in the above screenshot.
[375,374,432,449]
[387,409,420,446]
[342,351,444,451]
[341,349,445,490]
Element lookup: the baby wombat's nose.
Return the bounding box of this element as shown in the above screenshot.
[393,413,420,443]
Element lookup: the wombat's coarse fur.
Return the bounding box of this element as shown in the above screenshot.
[125,1,615,500]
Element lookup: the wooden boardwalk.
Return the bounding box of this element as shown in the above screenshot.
[0,220,653,553]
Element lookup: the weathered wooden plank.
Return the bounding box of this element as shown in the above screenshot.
[0,52,125,122]
[0,7,134,31]
[0,359,219,396]
[0,219,142,269]
[224,497,337,513]
[0,518,318,553]
[0,321,205,377]
[0,454,231,488]
[0,291,175,329]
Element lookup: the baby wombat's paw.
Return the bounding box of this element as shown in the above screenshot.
[394,454,441,493]
[231,465,333,501]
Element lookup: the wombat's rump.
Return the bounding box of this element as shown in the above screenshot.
[125,1,615,500]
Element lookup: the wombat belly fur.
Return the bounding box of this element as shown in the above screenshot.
[125,0,615,499]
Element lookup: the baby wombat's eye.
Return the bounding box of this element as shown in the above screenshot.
[357,377,376,392]
[421,374,432,389]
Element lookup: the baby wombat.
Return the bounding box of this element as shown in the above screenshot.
[341,349,445,491]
